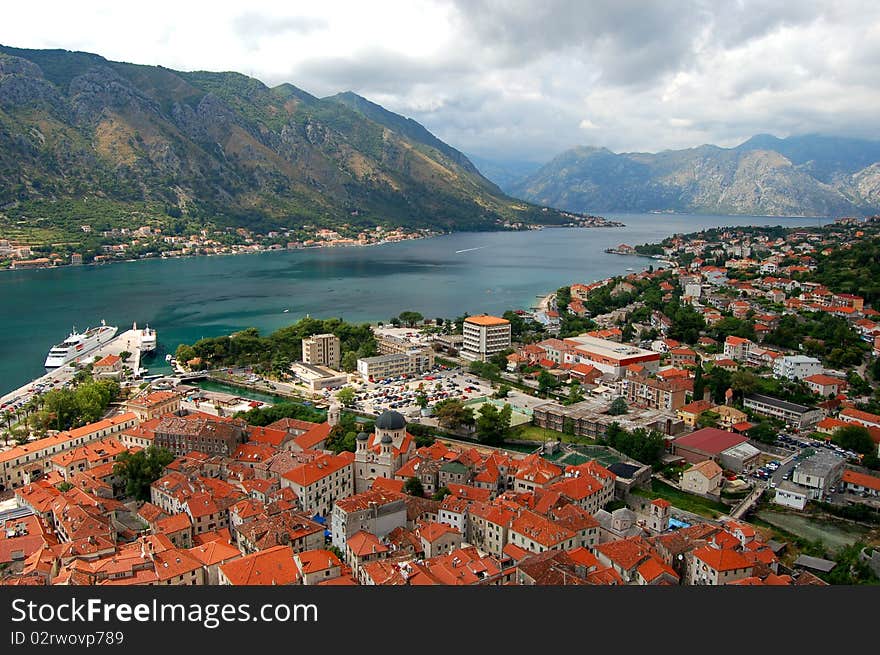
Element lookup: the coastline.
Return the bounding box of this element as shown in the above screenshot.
[0,221,628,275]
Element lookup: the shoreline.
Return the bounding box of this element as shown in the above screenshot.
[1,221,626,275]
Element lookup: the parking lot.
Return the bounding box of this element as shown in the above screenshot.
[748,431,858,489]
[328,365,508,419]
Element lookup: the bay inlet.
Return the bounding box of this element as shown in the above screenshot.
[0,212,822,394]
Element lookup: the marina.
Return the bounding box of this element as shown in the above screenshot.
[0,322,158,413]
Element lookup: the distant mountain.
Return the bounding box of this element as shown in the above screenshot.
[0,45,574,235]
[510,135,880,217]
[466,155,544,194]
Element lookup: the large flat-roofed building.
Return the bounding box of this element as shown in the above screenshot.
[743,393,823,430]
[561,335,660,376]
[357,349,434,381]
[791,451,845,499]
[532,398,685,441]
[672,428,752,468]
[291,362,348,391]
[461,315,511,362]
[302,333,341,369]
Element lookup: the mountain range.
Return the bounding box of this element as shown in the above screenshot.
[0,45,575,235]
[507,134,880,217]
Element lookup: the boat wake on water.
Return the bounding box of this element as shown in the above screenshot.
[455,246,487,254]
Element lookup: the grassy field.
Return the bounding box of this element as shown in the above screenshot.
[632,479,730,519]
[511,425,597,445]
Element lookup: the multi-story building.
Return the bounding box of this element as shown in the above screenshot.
[125,390,181,421]
[0,413,137,491]
[330,488,407,550]
[281,452,355,517]
[153,415,247,457]
[301,333,341,369]
[772,355,822,381]
[461,316,511,362]
[688,545,753,585]
[723,336,752,362]
[743,394,823,430]
[559,335,660,376]
[614,371,688,411]
[356,348,434,381]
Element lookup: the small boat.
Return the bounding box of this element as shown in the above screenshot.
[165,354,173,362]
[626,267,634,271]
[283,309,290,313]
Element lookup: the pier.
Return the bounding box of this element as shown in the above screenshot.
[0,323,156,415]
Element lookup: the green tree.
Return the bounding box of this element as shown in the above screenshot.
[434,398,475,430]
[341,351,358,373]
[398,311,424,327]
[832,425,874,454]
[118,351,132,363]
[564,382,585,406]
[494,384,512,400]
[475,403,512,446]
[175,344,196,363]
[747,422,778,444]
[335,386,356,407]
[697,410,721,429]
[608,396,628,416]
[538,370,560,395]
[403,477,425,497]
[113,446,175,501]
[693,365,705,400]
[432,486,451,501]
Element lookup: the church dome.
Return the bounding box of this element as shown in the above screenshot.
[356,432,369,441]
[381,434,393,444]
[375,410,406,431]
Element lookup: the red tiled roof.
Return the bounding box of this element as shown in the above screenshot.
[693,545,752,572]
[219,545,298,585]
[674,428,747,455]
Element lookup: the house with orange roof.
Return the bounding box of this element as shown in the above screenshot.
[676,399,716,427]
[841,469,880,497]
[330,488,407,550]
[346,530,390,578]
[635,555,680,585]
[417,521,462,558]
[218,544,300,585]
[92,354,122,379]
[124,390,181,421]
[681,460,723,496]
[412,545,505,586]
[593,536,658,583]
[152,512,193,549]
[281,452,354,517]
[0,413,137,491]
[468,503,517,558]
[294,549,342,585]
[688,545,753,585]
[186,539,241,584]
[513,454,563,492]
[235,511,324,555]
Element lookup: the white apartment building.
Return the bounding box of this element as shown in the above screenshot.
[773,355,822,380]
[461,316,511,362]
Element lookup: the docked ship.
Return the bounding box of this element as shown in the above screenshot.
[134,322,157,353]
[44,321,118,369]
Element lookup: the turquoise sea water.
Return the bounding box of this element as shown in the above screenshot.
[0,212,822,394]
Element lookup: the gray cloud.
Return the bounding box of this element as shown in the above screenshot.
[233,11,328,49]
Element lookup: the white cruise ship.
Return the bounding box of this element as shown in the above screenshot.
[44,321,118,369]
[134,322,157,352]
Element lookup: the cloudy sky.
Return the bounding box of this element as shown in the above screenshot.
[2,0,879,162]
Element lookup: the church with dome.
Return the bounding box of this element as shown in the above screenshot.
[354,410,418,493]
